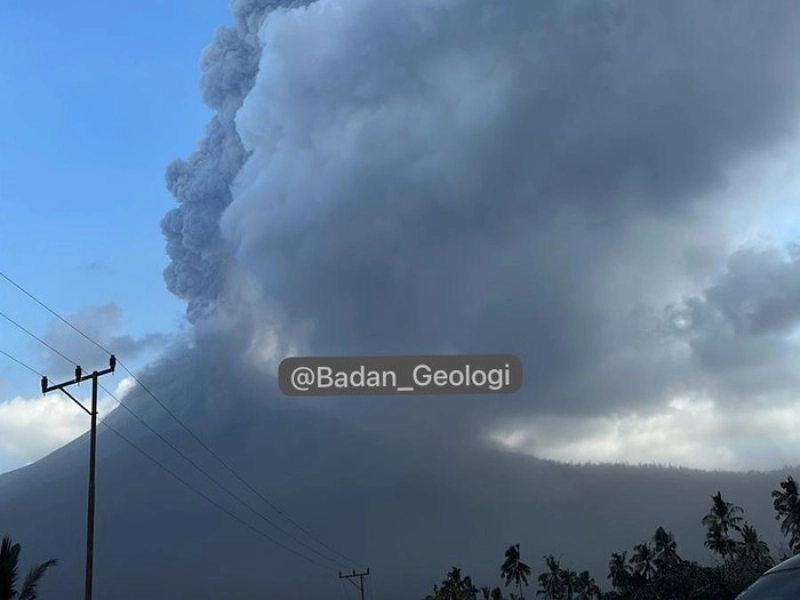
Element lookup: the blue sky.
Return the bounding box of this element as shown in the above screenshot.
[0,1,234,472]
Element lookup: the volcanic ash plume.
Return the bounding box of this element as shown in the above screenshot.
[162,0,800,435]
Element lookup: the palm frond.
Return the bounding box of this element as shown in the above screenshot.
[0,537,21,600]
[18,559,57,600]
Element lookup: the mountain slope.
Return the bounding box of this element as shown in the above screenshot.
[0,357,793,599]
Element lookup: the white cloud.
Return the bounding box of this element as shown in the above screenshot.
[487,393,800,471]
[0,376,134,471]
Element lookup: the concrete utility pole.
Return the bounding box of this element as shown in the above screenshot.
[339,569,370,600]
[41,355,116,600]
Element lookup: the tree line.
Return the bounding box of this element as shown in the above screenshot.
[424,475,800,600]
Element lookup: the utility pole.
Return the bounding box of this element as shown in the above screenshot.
[339,568,370,600]
[41,355,116,600]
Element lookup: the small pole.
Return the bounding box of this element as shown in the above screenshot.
[339,568,369,600]
[85,372,98,600]
[41,355,115,600]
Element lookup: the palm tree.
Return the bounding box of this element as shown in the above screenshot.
[537,555,564,600]
[704,520,734,562]
[501,545,531,600]
[738,523,774,569]
[652,526,678,563]
[559,568,577,600]
[631,543,656,583]
[481,586,505,600]
[425,568,459,600]
[702,491,744,561]
[607,552,633,593]
[703,491,745,533]
[573,571,601,600]
[772,476,800,554]
[440,567,477,600]
[0,536,57,600]
[465,576,480,600]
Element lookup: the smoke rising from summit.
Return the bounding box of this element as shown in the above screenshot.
[161,1,312,323]
[161,0,800,453]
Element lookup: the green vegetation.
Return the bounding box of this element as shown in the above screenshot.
[424,475,800,600]
[0,535,57,600]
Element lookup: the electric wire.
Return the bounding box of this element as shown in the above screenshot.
[0,270,107,354]
[0,347,340,572]
[0,268,364,569]
[0,309,75,366]
[114,356,363,568]
[0,349,43,377]
[97,417,338,572]
[0,319,352,569]
[99,382,350,570]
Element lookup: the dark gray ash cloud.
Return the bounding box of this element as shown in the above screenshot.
[160,0,800,442]
[161,0,312,323]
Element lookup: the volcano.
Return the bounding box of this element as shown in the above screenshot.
[5,0,800,597]
[0,343,791,598]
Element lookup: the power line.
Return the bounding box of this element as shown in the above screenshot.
[0,270,107,355]
[0,349,344,582]
[114,358,363,568]
[0,342,344,572]
[0,305,352,570]
[42,358,116,600]
[97,416,339,572]
[0,267,364,569]
[99,382,350,570]
[0,349,43,377]
[0,309,75,366]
